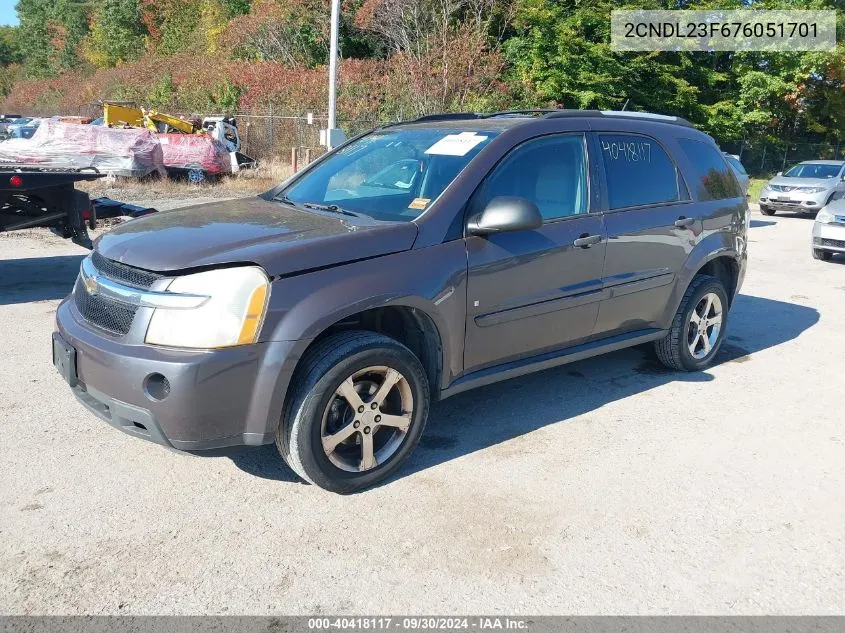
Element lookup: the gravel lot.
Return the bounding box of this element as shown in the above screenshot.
[1,204,843,615]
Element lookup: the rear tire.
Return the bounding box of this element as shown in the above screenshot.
[813,248,832,261]
[759,205,775,216]
[277,331,430,494]
[655,275,729,372]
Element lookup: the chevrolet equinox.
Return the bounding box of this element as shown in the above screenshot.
[53,110,748,493]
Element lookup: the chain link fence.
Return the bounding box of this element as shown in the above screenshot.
[230,109,387,163]
[721,139,845,178]
[227,112,845,178]
[29,103,845,177]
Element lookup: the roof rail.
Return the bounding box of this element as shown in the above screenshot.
[404,109,697,129]
[411,112,482,123]
[485,109,561,118]
[543,109,695,128]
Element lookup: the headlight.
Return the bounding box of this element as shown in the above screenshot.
[816,207,834,224]
[803,187,826,194]
[145,266,270,349]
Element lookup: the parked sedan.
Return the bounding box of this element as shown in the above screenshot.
[759,160,845,216]
[6,117,41,139]
[812,197,845,261]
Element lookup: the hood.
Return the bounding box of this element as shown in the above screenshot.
[767,176,837,189]
[95,197,418,276]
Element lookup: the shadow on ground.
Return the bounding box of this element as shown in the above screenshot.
[227,293,819,485]
[0,254,83,305]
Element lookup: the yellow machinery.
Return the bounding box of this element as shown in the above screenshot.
[103,103,145,128]
[145,110,197,134]
[102,102,244,157]
[103,103,195,134]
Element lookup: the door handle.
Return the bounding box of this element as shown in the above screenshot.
[573,233,601,248]
[674,216,694,228]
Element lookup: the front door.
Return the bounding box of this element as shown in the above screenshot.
[463,133,607,374]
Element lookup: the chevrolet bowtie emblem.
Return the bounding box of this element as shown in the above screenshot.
[83,274,99,296]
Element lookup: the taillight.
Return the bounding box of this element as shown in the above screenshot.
[9,175,23,187]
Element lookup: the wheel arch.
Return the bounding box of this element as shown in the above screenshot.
[304,303,444,399]
[661,241,743,329]
[277,298,448,407]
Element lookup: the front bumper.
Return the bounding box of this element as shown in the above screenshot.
[812,221,845,253]
[55,298,304,451]
[759,191,830,212]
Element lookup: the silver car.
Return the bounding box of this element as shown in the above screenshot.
[812,197,845,261]
[759,160,845,216]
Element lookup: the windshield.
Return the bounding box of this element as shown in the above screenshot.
[784,163,842,179]
[279,127,499,221]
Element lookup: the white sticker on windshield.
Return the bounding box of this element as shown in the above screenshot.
[425,133,488,157]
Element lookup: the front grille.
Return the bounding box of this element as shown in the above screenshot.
[769,185,810,193]
[74,281,137,335]
[73,252,162,336]
[818,238,845,249]
[91,250,163,289]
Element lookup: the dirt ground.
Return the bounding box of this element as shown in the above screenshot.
[0,204,843,614]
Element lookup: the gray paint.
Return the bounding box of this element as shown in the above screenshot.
[55,111,749,449]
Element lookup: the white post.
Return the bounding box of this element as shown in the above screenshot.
[327,0,340,148]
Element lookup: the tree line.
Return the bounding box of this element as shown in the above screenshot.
[0,0,843,151]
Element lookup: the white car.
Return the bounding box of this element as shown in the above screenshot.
[812,197,845,261]
[760,160,845,216]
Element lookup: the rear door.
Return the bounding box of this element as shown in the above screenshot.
[463,133,607,373]
[590,131,696,336]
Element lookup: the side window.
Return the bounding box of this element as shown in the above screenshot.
[475,135,588,221]
[677,138,742,200]
[599,134,679,209]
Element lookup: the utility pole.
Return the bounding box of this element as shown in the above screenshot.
[325,0,342,149]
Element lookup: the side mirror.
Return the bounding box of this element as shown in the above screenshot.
[467,196,543,236]
[776,171,783,176]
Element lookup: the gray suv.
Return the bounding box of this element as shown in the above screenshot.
[53,110,748,493]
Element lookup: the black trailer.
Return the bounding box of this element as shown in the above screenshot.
[0,166,105,248]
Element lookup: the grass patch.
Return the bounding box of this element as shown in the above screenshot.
[76,158,294,201]
[748,178,768,202]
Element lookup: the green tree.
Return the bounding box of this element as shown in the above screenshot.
[157,0,202,54]
[83,0,146,68]
[221,0,251,17]
[15,0,54,77]
[52,0,88,70]
[0,26,23,67]
[148,71,176,107]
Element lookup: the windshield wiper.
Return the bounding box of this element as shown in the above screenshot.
[277,195,303,206]
[301,202,361,217]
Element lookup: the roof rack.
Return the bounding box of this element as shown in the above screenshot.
[485,109,561,118]
[411,113,482,123]
[542,109,695,128]
[406,109,696,129]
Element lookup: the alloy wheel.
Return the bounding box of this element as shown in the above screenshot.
[320,366,414,472]
[687,292,723,360]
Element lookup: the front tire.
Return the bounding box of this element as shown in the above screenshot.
[655,275,729,372]
[813,248,832,261]
[278,331,430,494]
[759,205,776,216]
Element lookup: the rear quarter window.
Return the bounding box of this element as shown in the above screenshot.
[598,133,680,209]
[678,139,742,201]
